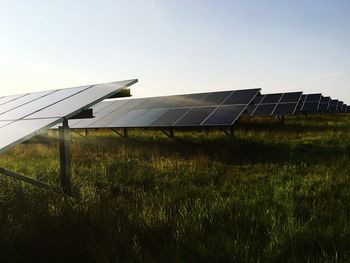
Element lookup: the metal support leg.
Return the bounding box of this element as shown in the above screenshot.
[160,128,175,138]
[230,126,235,137]
[123,128,128,138]
[169,128,174,139]
[221,126,235,139]
[59,119,72,196]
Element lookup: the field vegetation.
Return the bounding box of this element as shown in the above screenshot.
[0,114,350,262]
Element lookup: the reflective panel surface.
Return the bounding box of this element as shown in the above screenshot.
[196,91,232,106]
[224,89,260,105]
[107,110,147,127]
[0,87,89,121]
[174,107,216,126]
[0,90,55,116]
[26,80,137,119]
[261,94,283,104]
[203,105,246,125]
[129,108,168,127]
[253,104,276,116]
[280,92,302,103]
[0,118,60,154]
[274,103,298,115]
[151,108,191,127]
[0,79,138,153]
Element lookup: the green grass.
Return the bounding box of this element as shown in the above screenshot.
[1,114,350,262]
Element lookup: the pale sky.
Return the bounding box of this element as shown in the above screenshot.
[0,0,349,102]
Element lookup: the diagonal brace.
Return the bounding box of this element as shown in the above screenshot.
[0,167,63,195]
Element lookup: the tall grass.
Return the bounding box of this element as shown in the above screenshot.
[0,114,350,262]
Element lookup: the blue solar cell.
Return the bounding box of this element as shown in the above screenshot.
[196,91,232,106]
[301,102,320,113]
[261,94,283,104]
[151,108,191,127]
[129,108,169,127]
[253,104,276,116]
[223,89,260,105]
[280,92,302,103]
[174,107,215,126]
[305,94,322,102]
[328,100,338,113]
[202,105,246,125]
[337,101,344,112]
[273,103,298,115]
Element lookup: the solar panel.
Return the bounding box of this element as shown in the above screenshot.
[299,94,322,114]
[305,94,321,102]
[151,108,191,127]
[82,99,146,128]
[134,97,170,110]
[328,99,339,113]
[174,107,216,126]
[252,95,264,104]
[0,119,61,153]
[0,94,28,106]
[249,92,302,116]
[336,101,344,112]
[260,93,283,104]
[67,88,261,129]
[253,104,277,116]
[107,110,147,127]
[318,96,331,112]
[223,89,260,105]
[295,95,306,113]
[280,92,303,103]
[273,103,299,115]
[342,104,347,113]
[92,100,120,113]
[0,87,89,121]
[128,108,169,127]
[0,90,55,115]
[0,79,138,153]
[202,105,246,125]
[68,99,135,128]
[25,83,133,119]
[0,121,13,128]
[196,91,232,106]
[172,93,209,107]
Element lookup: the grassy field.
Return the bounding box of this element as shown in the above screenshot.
[0,114,350,262]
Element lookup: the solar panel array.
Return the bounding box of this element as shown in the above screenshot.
[68,89,261,129]
[0,82,349,155]
[243,92,302,116]
[0,79,138,153]
[67,89,349,130]
[295,94,322,114]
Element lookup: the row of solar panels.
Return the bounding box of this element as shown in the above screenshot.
[0,83,349,154]
[244,93,348,116]
[67,90,349,129]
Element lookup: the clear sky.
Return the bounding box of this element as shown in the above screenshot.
[0,0,349,102]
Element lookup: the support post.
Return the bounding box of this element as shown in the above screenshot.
[230,126,235,137]
[123,128,129,138]
[160,128,175,139]
[281,116,285,124]
[59,119,72,196]
[169,128,174,139]
[221,126,235,139]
